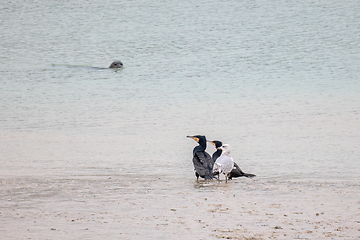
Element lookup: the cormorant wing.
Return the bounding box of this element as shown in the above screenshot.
[193,151,214,180]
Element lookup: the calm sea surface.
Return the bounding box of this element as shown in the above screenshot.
[1,0,359,239]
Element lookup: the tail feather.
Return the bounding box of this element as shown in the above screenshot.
[229,169,256,179]
[204,175,213,180]
[242,173,256,178]
[230,162,256,179]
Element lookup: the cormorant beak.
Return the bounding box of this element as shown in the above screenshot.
[187,136,199,142]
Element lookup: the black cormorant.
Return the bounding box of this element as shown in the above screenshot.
[187,135,214,180]
[208,140,256,179]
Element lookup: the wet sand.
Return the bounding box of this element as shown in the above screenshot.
[1,174,359,239]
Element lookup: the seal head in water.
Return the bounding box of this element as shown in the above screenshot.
[109,61,123,68]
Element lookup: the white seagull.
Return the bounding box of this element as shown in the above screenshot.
[212,144,234,183]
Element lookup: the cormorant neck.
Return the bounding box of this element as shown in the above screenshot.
[212,149,222,161]
[193,141,206,155]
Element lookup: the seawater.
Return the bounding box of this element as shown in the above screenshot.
[1,0,359,239]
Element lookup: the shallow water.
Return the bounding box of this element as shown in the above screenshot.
[1,0,360,239]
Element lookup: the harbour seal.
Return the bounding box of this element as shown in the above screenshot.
[109,61,123,68]
[52,61,124,70]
